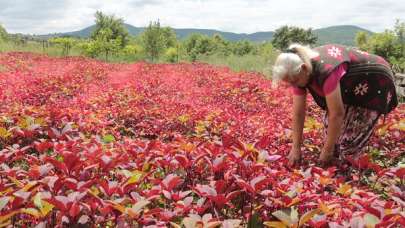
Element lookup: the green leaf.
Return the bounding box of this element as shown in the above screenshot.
[248,212,264,228]
[0,127,11,139]
[125,170,144,185]
[298,209,321,227]
[291,207,299,223]
[169,222,182,228]
[263,221,287,228]
[183,216,199,228]
[304,117,322,131]
[132,200,150,214]
[364,213,380,228]
[39,201,54,217]
[33,192,54,217]
[102,134,115,143]
[272,209,298,226]
[178,114,190,123]
[33,193,43,209]
[0,197,10,211]
[20,208,41,218]
[223,219,242,228]
[126,200,150,217]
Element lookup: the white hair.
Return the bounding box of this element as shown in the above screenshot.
[272,43,319,85]
[272,53,304,82]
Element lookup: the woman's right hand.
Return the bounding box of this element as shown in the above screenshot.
[287,147,302,167]
[289,94,306,168]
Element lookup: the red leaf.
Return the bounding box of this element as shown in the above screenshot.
[47,196,69,212]
[234,177,255,193]
[44,157,68,175]
[356,154,371,169]
[356,201,381,218]
[69,202,81,218]
[226,190,242,201]
[34,141,53,153]
[250,175,270,191]
[195,184,217,197]
[63,178,78,190]
[210,194,227,208]
[212,155,228,173]
[395,168,405,179]
[61,151,80,172]
[221,132,235,148]
[99,180,119,197]
[161,174,182,191]
[255,135,271,149]
[174,154,191,168]
[214,180,227,194]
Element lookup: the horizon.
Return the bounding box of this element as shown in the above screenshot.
[6,23,373,36]
[0,0,403,35]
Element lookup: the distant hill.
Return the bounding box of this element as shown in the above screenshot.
[314,25,373,46]
[36,24,275,42]
[35,24,373,46]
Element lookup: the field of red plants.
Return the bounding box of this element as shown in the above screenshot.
[0,52,404,227]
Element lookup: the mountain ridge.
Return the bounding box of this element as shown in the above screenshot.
[35,24,373,46]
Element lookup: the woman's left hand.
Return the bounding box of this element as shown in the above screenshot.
[319,149,334,167]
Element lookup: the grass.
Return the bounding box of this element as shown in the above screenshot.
[197,53,277,77]
[0,40,84,58]
[1,41,277,76]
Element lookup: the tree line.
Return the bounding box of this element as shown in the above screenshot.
[0,11,316,64]
[1,12,404,73]
[355,20,405,73]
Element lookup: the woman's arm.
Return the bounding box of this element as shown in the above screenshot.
[288,93,307,166]
[320,82,345,165]
[292,94,307,149]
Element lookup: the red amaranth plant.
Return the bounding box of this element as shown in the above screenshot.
[0,52,403,227]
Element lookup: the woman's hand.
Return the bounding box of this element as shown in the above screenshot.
[287,147,302,167]
[321,81,345,167]
[289,94,306,168]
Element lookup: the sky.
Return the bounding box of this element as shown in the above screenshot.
[0,0,404,35]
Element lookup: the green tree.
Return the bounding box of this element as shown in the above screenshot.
[0,24,8,41]
[233,40,255,56]
[161,27,179,62]
[355,31,369,51]
[86,11,129,60]
[141,20,165,62]
[91,11,129,47]
[367,31,397,60]
[394,19,405,57]
[79,32,121,60]
[258,42,275,56]
[49,37,77,56]
[161,27,177,48]
[97,29,123,60]
[183,33,215,61]
[78,40,100,58]
[121,44,142,56]
[211,34,231,56]
[164,47,178,63]
[271,25,318,50]
[357,20,405,72]
[391,19,405,72]
[9,34,27,46]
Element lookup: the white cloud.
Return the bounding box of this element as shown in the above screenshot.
[0,0,403,34]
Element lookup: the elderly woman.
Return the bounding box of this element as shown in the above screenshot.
[272,44,398,167]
